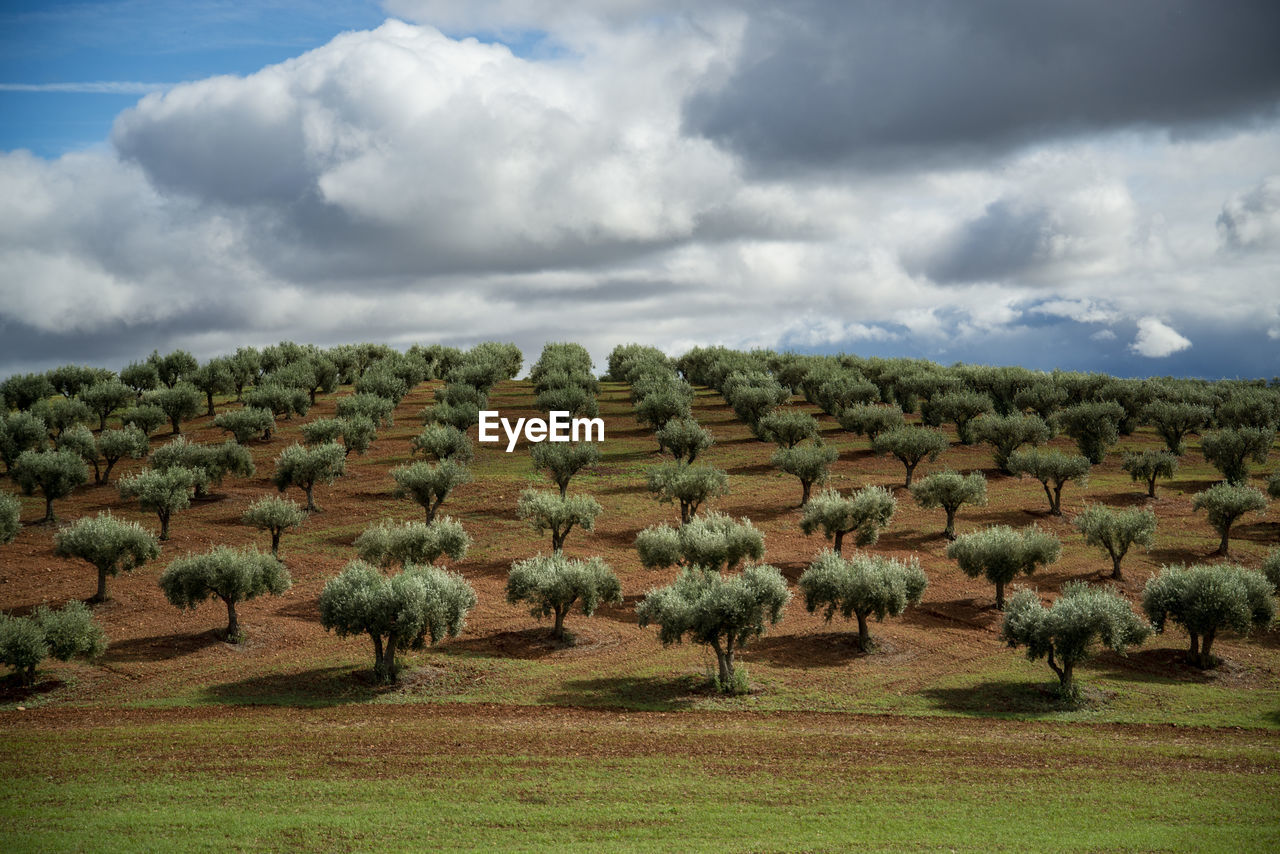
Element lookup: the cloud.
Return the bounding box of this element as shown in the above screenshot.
[1130,318,1192,358]
[683,0,1280,173]
[1218,176,1280,251]
[2,13,1279,381]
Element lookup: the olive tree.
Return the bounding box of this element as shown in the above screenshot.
[517,489,602,552]
[1143,563,1275,668]
[158,545,291,643]
[506,554,622,640]
[837,404,905,446]
[947,525,1061,609]
[910,470,988,539]
[656,417,714,463]
[0,601,106,685]
[117,466,200,540]
[54,512,160,602]
[636,563,790,693]
[534,385,599,418]
[758,410,819,449]
[1121,450,1178,498]
[772,440,839,506]
[152,437,254,498]
[1007,448,1091,516]
[31,397,92,439]
[191,359,233,417]
[1142,401,1211,455]
[214,407,275,444]
[812,374,878,415]
[412,424,474,463]
[243,383,310,420]
[1262,550,1280,592]
[12,449,88,523]
[0,411,47,473]
[1055,401,1124,464]
[0,491,19,544]
[145,383,203,435]
[319,560,476,683]
[78,380,134,431]
[970,413,1051,474]
[241,495,308,557]
[634,388,692,439]
[798,551,928,651]
[636,512,764,572]
[119,361,159,397]
[336,392,395,428]
[148,349,198,387]
[272,442,346,512]
[391,459,470,523]
[800,485,896,554]
[1200,428,1274,485]
[922,391,993,444]
[1001,583,1149,697]
[122,403,166,436]
[530,442,600,496]
[0,372,54,411]
[645,462,729,525]
[1191,483,1267,556]
[59,424,148,486]
[353,517,470,568]
[1073,505,1157,579]
[872,426,949,487]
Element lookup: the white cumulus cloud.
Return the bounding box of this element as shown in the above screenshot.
[1130,317,1192,358]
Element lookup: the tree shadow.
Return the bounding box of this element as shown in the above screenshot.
[1233,521,1280,544]
[442,627,579,660]
[899,599,1002,633]
[102,629,225,663]
[743,631,869,668]
[921,680,1080,717]
[725,461,776,476]
[538,674,703,710]
[1096,492,1155,508]
[201,665,380,707]
[275,597,322,624]
[1145,546,1211,567]
[0,673,65,705]
[1088,647,1216,685]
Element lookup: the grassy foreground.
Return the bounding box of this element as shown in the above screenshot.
[2,705,1277,853]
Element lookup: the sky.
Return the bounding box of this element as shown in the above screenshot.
[1,0,1278,379]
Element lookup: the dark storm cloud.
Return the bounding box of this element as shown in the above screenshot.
[918,200,1054,284]
[685,0,1280,171]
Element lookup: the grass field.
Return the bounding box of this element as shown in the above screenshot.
[2,372,1278,850]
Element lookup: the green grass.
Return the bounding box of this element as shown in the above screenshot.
[2,711,1277,853]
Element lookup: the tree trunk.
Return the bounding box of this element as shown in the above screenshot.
[1110,552,1124,579]
[425,500,438,524]
[1050,483,1064,516]
[1040,481,1055,514]
[680,501,692,526]
[558,481,568,498]
[1147,476,1157,498]
[91,567,109,603]
[43,495,55,523]
[833,530,845,556]
[1188,632,1200,666]
[224,597,241,643]
[995,579,1006,610]
[371,634,388,682]
[382,637,398,683]
[800,480,812,507]
[903,460,917,488]
[102,459,117,484]
[159,510,171,541]
[205,391,216,417]
[552,528,566,551]
[1199,629,1216,669]
[304,483,318,513]
[170,415,181,435]
[98,413,108,432]
[943,508,957,539]
[1215,527,1230,557]
[856,612,870,652]
[552,606,567,639]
